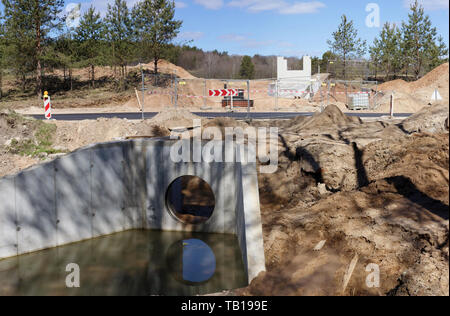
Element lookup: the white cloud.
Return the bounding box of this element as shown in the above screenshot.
[218,33,295,49]
[176,1,188,8]
[219,34,248,41]
[403,0,449,11]
[178,31,205,40]
[194,0,224,10]
[278,1,326,14]
[228,0,326,14]
[80,0,141,15]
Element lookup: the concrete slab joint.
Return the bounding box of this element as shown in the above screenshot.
[0,139,266,284]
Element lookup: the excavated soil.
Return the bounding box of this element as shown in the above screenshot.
[235,105,449,296]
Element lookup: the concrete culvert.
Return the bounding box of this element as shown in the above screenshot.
[166,175,215,225]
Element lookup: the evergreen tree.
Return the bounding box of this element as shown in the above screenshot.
[401,0,447,79]
[370,23,402,79]
[53,30,79,91]
[327,15,367,80]
[369,41,382,80]
[320,51,337,73]
[105,0,133,90]
[132,0,182,74]
[1,0,64,97]
[239,55,255,79]
[75,6,105,88]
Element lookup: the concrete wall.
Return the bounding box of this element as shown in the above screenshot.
[0,139,265,284]
[277,56,311,80]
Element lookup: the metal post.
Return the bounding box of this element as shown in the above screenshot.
[141,64,145,120]
[231,86,233,112]
[275,79,279,111]
[174,77,178,108]
[374,81,378,110]
[309,80,313,102]
[327,80,330,107]
[390,91,395,118]
[203,79,207,109]
[171,76,174,106]
[247,80,250,121]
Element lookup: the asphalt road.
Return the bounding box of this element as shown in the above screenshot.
[30,111,413,121]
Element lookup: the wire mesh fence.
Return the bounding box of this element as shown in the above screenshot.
[135,71,380,115]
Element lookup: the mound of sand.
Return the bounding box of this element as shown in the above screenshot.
[377,91,424,113]
[401,102,450,133]
[51,59,196,82]
[377,63,449,112]
[378,79,410,93]
[148,107,201,129]
[287,104,362,132]
[410,62,449,92]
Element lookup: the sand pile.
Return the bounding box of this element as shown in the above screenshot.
[242,119,449,295]
[378,79,410,93]
[410,62,449,91]
[377,63,449,112]
[148,107,201,129]
[401,102,449,133]
[377,91,424,113]
[285,104,362,132]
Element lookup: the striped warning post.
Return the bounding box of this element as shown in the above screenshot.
[43,91,51,119]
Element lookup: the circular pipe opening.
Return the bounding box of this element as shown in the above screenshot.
[165,176,215,225]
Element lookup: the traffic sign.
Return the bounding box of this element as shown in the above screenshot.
[208,89,239,97]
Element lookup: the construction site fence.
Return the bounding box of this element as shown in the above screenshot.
[137,73,381,112]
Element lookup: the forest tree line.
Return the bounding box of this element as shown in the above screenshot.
[0,0,448,99]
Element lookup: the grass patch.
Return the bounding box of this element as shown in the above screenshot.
[6,116,65,157]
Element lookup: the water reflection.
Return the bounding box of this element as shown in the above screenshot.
[166,239,216,285]
[0,230,247,296]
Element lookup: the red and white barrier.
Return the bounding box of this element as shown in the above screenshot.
[43,92,51,119]
[208,89,239,97]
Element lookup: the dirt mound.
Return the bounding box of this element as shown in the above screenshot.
[148,107,201,129]
[241,131,449,296]
[155,60,196,79]
[378,79,410,93]
[377,91,425,113]
[286,104,362,132]
[401,102,449,133]
[377,63,449,112]
[410,62,449,91]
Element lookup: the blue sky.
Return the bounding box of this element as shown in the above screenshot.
[2,0,449,58]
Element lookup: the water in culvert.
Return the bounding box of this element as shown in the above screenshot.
[0,230,247,296]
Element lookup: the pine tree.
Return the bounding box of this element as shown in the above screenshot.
[239,56,255,79]
[53,30,79,91]
[132,0,182,74]
[75,6,105,89]
[369,40,382,80]
[327,15,367,80]
[401,0,447,79]
[1,0,64,97]
[105,0,133,90]
[370,23,402,79]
